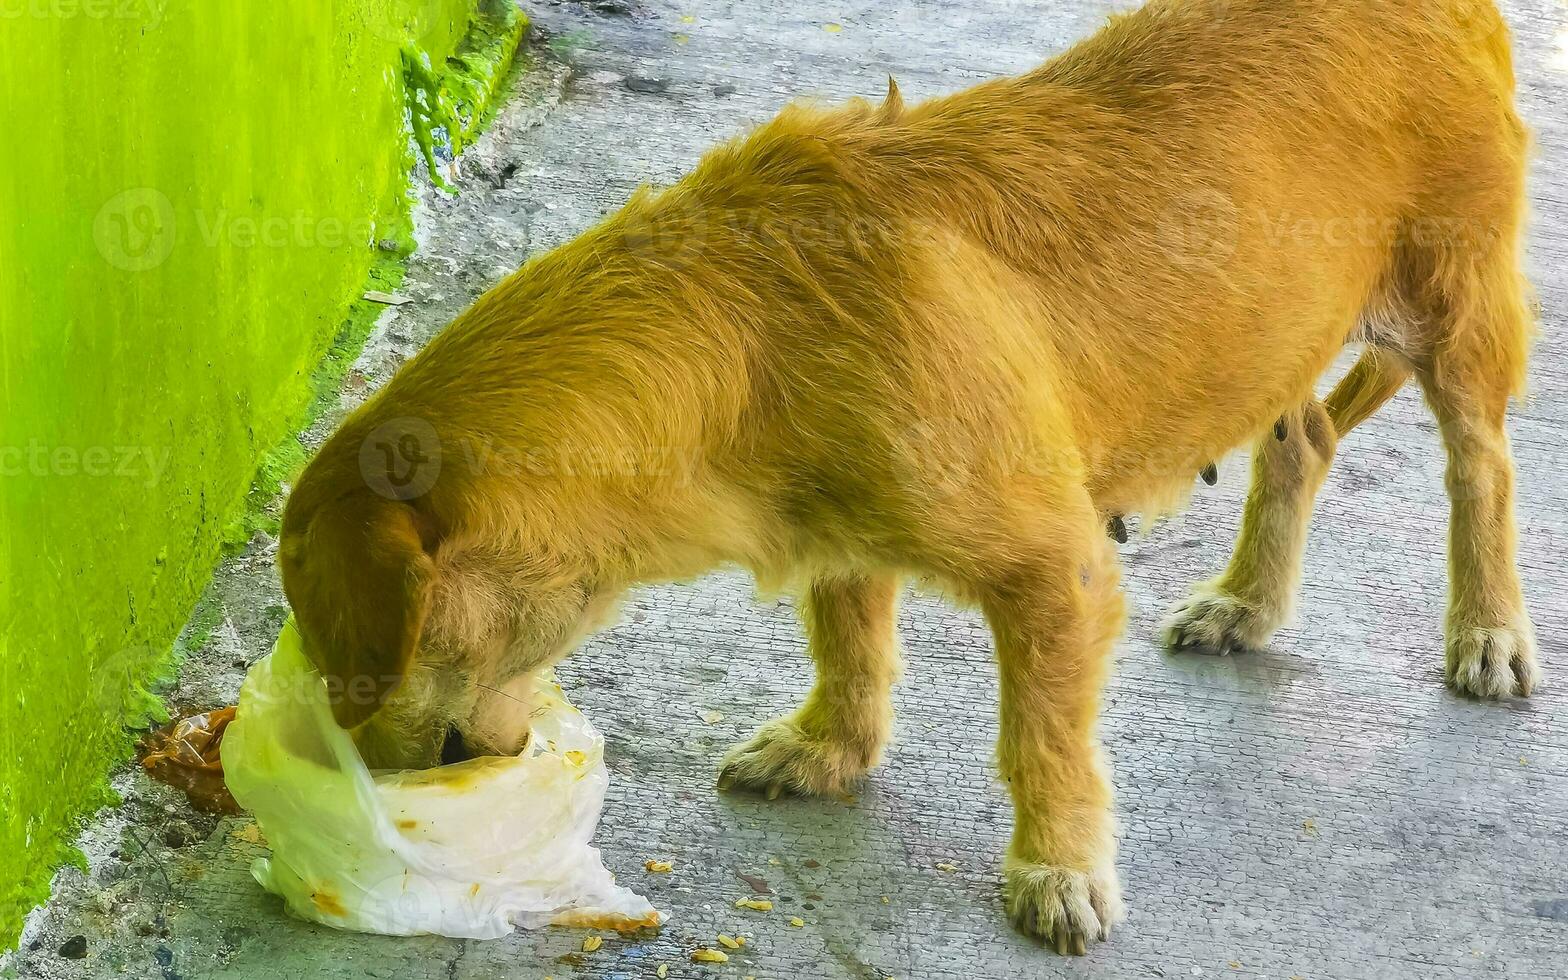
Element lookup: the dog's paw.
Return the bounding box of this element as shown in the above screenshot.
[1447,623,1540,699]
[1004,856,1124,955]
[717,715,878,799]
[1162,584,1277,653]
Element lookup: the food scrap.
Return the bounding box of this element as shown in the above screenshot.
[717,934,741,949]
[549,908,663,932]
[691,948,730,963]
[734,897,773,911]
[137,706,241,814]
[645,859,675,873]
[228,822,266,846]
[582,935,603,952]
[935,862,959,872]
[789,917,805,928]
[735,871,772,894]
[656,966,670,979]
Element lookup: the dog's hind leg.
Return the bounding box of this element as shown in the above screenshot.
[1163,348,1408,652]
[1412,253,1538,698]
[719,572,901,797]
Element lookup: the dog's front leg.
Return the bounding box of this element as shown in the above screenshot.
[979,518,1126,954]
[719,573,900,798]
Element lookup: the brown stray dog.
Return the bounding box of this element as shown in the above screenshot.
[279,0,1538,954]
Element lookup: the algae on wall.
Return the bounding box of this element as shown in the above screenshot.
[0,0,519,949]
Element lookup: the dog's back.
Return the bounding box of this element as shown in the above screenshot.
[664,0,1529,526]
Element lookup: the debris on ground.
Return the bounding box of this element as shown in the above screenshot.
[735,871,772,893]
[136,706,240,815]
[362,290,413,305]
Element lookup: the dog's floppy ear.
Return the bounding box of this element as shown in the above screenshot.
[281,493,438,729]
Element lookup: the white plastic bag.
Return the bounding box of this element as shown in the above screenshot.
[221,619,660,939]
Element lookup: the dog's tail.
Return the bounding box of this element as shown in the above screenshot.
[1324,347,1410,437]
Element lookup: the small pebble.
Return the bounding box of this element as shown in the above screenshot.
[162,823,197,849]
[625,76,669,94]
[59,935,88,960]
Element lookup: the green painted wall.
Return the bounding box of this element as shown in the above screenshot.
[0,0,520,949]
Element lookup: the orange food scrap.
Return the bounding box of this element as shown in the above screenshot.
[311,888,347,917]
[228,823,265,846]
[582,935,603,952]
[137,706,241,814]
[645,859,674,873]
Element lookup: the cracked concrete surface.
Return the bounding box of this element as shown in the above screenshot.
[8,1,1568,977]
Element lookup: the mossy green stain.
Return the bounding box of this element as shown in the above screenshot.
[0,0,527,951]
[404,1,527,193]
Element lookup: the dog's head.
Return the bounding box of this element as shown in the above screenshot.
[278,431,617,770]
